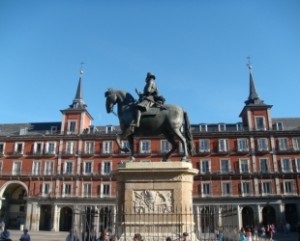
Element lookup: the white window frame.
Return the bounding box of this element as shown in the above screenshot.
[140,140,151,154]
[160,140,170,153]
[278,138,289,151]
[293,137,300,151]
[275,122,284,131]
[64,161,73,175]
[83,160,93,175]
[199,139,210,153]
[218,123,226,131]
[68,120,77,134]
[0,142,4,155]
[100,183,111,197]
[62,183,72,197]
[33,142,43,154]
[296,158,300,172]
[120,140,130,154]
[82,183,92,197]
[259,158,269,173]
[218,139,228,152]
[45,142,56,154]
[84,141,95,154]
[101,161,112,175]
[12,161,21,176]
[239,159,250,173]
[65,141,76,154]
[283,180,294,194]
[44,161,54,175]
[102,141,113,154]
[220,159,230,173]
[14,142,24,154]
[201,182,212,197]
[222,181,232,196]
[255,116,266,130]
[237,138,249,152]
[199,124,207,132]
[42,182,52,196]
[32,160,41,175]
[241,181,251,196]
[199,159,211,174]
[261,181,272,195]
[257,138,269,151]
[281,158,292,173]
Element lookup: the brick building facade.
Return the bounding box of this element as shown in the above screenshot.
[0,68,299,235]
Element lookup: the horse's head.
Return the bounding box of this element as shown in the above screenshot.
[105,89,117,113]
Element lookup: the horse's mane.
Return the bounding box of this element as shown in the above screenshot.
[105,88,136,103]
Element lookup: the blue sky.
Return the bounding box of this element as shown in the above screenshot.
[1,0,300,126]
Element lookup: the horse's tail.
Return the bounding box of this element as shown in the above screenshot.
[183,111,194,156]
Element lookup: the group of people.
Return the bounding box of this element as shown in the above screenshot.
[0,227,30,241]
[240,224,276,241]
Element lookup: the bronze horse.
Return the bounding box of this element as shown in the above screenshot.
[105,89,193,161]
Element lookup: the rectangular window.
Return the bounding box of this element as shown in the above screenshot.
[64,162,73,174]
[278,138,289,151]
[66,141,76,154]
[32,161,41,175]
[262,181,272,195]
[199,124,207,132]
[220,159,230,173]
[275,122,284,131]
[293,137,300,151]
[0,143,4,155]
[160,140,170,153]
[218,123,226,131]
[222,182,231,196]
[12,162,21,176]
[283,180,293,194]
[218,139,228,152]
[100,183,111,197]
[44,161,54,175]
[200,160,210,174]
[83,183,92,197]
[46,142,56,154]
[84,141,95,154]
[296,158,300,172]
[260,158,269,173]
[68,121,77,133]
[33,142,43,154]
[84,161,93,175]
[102,161,112,175]
[140,140,151,154]
[237,138,249,152]
[199,139,210,153]
[42,183,51,196]
[102,141,113,154]
[255,116,266,130]
[240,159,249,173]
[63,183,72,197]
[281,158,292,172]
[202,182,211,196]
[241,181,251,196]
[121,140,129,154]
[14,142,24,154]
[257,138,269,151]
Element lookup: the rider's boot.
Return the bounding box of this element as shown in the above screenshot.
[132,109,141,127]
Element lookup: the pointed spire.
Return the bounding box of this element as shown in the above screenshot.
[244,59,264,105]
[69,63,87,109]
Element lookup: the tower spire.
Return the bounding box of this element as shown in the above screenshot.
[244,58,264,105]
[69,63,87,109]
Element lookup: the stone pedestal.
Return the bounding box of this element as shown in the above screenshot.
[113,162,198,241]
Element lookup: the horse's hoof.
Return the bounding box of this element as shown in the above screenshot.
[129,157,135,162]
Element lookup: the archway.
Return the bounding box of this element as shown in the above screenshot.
[59,206,73,231]
[262,206,276,225]
[0,182,27,229]
[285,203,298,231]
[242,206,254,228]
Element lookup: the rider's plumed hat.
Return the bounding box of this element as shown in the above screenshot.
[146,72,156,80]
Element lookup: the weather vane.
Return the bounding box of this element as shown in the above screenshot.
[80,62,84,77]
[246,56,252,71]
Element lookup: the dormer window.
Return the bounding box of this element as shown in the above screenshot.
[106,126,114,134]
[218,123,226,132]
[275,122,284,131]
[68,121,77,134]
[199,124,207,132]
[255,116,266,130]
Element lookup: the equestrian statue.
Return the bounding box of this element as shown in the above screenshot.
[104,72,194,162]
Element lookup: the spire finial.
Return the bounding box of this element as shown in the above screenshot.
[246,56,252,72]
[80,62,84,78]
